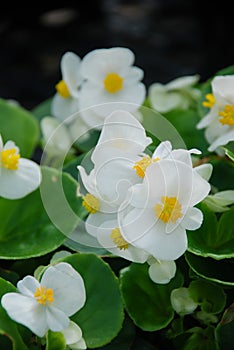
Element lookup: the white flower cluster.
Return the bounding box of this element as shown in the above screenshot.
[78,110,212,284]
[43,47,146,145]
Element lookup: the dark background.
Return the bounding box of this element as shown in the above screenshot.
[0,1,233,110]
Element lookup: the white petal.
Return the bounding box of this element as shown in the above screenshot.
[4,141,20,154]
[81,47,135,82]
[17,276,40,297]
[152,141,172,159]
[94,157,139,205]
[78,166,97,195]
[41,262,86,316]
[149,83,183,112]
[189,169,211,206]
[121,207,188,260]
[61,52,82,97]
[212,190,234,205]
[125,66,144,83]
[70,337,87,350]
[85,212,117,237]
[62,321,82,345]
[181,207,203,231]
[92,110,152,161]
[79,107,105,129]
[148,260,176,284]
[212,75,234,102]
[194,163,213,181]
[1,293,48,337]
[166,75,200,90]
[51,94,79,122]
[208,129,234,152]
[46,306,69,332]
[80,81,146,117]
[97,219,149,263]
[196,109,217,129]
[0,159,41,199]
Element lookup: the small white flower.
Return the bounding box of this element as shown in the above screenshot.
[170,287,198,315]
[118,159,211,261]
[52,51,83,122]
[79,47,146,126]
[1,262,86,338]
[62,321,87,350]
[147,256,176,284]
[197,75,234,153]
[149,75,201,113]
[0,135,41,199]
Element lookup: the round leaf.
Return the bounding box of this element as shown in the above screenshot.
[120,263,183,331]
[61,253,124,348]
[188,204,234,259]
[185,252,234,286]
[188,279,226,314]
[0,166,85,259]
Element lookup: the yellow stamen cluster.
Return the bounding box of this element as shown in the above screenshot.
[82,193,100,214]
[103,73,123,93]
[219,104,234,126]
[34,286,54,306]
[133,156,160,178]
[55,80,71,98]
[1,148,20,170]
[111,227,129,250]
[202,93,216,108]
[154,196,183,224]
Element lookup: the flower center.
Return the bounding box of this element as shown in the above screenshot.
[111,228,129,250]
[133,156,160,178]
[55,80,71,98]
[218,104,234,126]
[82,193,100,214]
[34,286,54,306]
[154,196,183,223]
[202,93,216,108]
[1,148,20,170]
[103,73,123,93]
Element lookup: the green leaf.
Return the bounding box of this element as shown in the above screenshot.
[60,253,124,348]
[0,98,39,158]
[46,330,66,350]
[0,278,29,350]
[215,302,234,350]
[209,157,234,191]
[188,204,234,259]
[119,263,183,331]
[185,252,234,286]
[188,279,226,314]
[163,108,209,153]
[184,326,219,350]
[0,166,86,259]
[94,316,135,350]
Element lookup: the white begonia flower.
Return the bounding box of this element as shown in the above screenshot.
[118,159,211,261]
[148,75,201,113]
[62,321,86,350]
[52,51,83,122]
[0,135,41,199]
[147,256,176,284]
[170,287,198,315]
[79,47,146,126]
[1,262,86,338]
[197,75,234,153]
